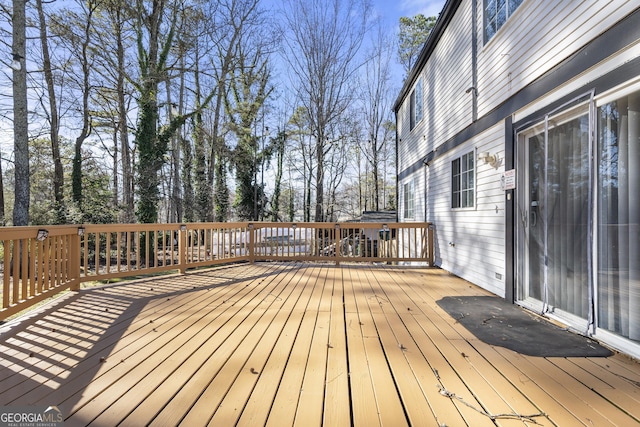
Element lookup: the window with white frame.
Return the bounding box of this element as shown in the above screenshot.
[409,77,423,131]
[452,151,475,208]
[484,0,524,42]
[403,180,415,219]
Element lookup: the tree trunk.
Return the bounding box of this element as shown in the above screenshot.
[164,77,180,223]
[315,135,324,222]
[305,166,312,223]
[135,0,165,224]
[178,52,193,222]
[214,153,229,221]
[181,133,194,222]
[135,94,160,223]
[271,130,285,221]
[193,49,210,222]
[209,84,227,223]
[12,0,29,226]
[116,9,134,223]
[112,128,119,209]
[36,0,64,221]
[0,150,5,225]
[71,1,95,211]
[373,140,379,211]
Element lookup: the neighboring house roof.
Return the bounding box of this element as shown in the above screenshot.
[346,211,398,223]
[393,0,462,113]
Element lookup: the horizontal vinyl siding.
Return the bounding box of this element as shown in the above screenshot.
[396,0,640,302]
[514,39,640,122]
[398,0,474,173]
[424,1,474,144]
[477,0,639,116]
[427,123,506,296]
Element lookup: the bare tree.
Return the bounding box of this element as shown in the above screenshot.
[224,7,275,221]
[133,0,207,224]
[287,106,314,222]
[207,0,262,222]
[0,150,5,225]
[71,0,97,212]
[36,0,65,221]
[283,0,370,221]
[116,9,135,224]
[270,128,286,221]
[164,1,215,223]
[325,131,351,221]
[85,0,137,222]
[359,21,394,211]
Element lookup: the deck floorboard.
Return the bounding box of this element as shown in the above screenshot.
[0,263,638,426]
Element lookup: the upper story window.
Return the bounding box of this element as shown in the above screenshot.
[452,151,475,209]
[484,0,524,42]
[409,77,423,131]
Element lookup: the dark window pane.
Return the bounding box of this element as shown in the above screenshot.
[509,0,523,14]
[496,4,507,28]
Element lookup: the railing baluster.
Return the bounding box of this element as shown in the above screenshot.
[3,241,10,309]
[106,232,112,274]
[56,236,63,286]
[94,233,100,275]
[82,232,87,278]
[56,236,62,285]
[28,238,36,298]
[126,231,132,273]
[43,238,51,292]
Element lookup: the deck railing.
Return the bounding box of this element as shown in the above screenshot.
[0,221,433,320]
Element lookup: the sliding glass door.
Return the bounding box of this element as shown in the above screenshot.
[515,87,640,354]
[516,104,591,329]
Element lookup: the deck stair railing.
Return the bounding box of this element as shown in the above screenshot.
[0,221,433,320]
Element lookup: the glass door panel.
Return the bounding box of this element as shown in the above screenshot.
[545,111,590,320]
[517,126,545,307]
[597,91,640,342]
[516,104,591,328]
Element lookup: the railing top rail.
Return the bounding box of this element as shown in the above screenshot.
[0,225,81,240]
[224,221,433,229]
[0,221,432,231]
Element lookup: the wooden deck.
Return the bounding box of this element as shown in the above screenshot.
[0,263,639,426]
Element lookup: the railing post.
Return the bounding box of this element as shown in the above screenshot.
[71,229,82,291]
[428,224,435,266]
[248,223,255,264]
[334,223,340,266]
[179,224,187,274]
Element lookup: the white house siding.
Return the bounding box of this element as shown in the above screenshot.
[398,0,474,171]
[396,0,640,358]
[477,0,639,117]
[398,0,640,298]
[426,124,506,297]
[513,38,640,123]
[425,1,474,144]
[397,0,508,296]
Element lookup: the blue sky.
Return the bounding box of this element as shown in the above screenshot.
[371,0,446,28]
[367,0,446,86]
